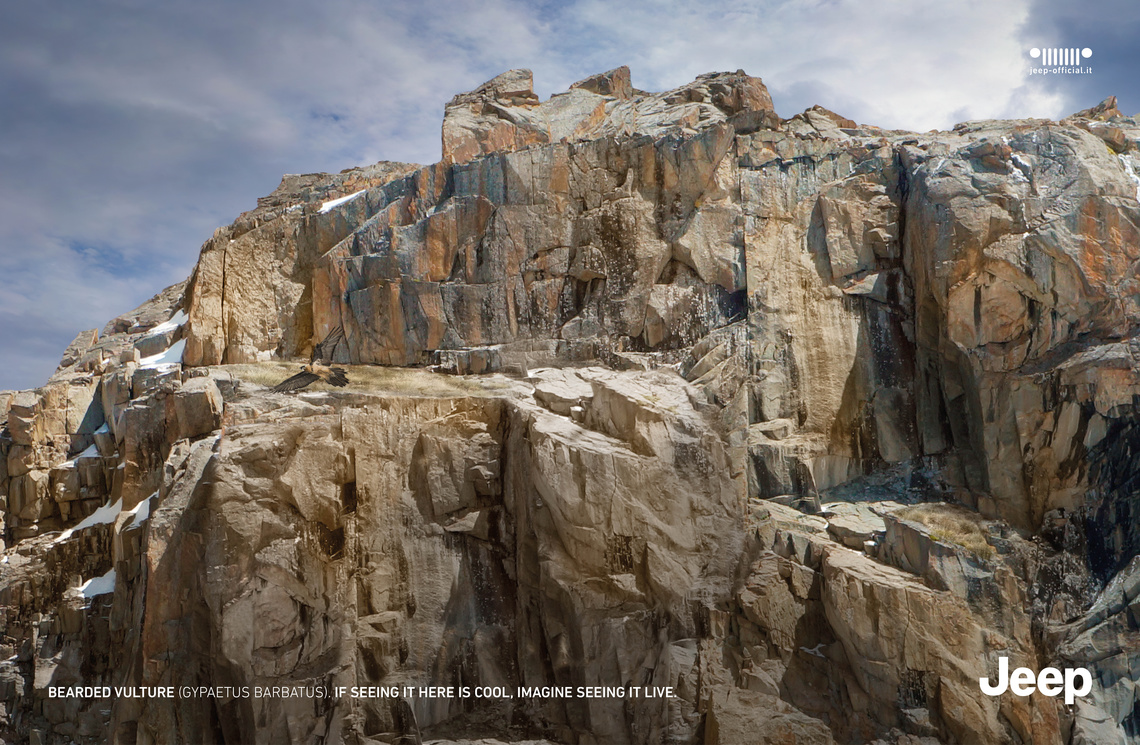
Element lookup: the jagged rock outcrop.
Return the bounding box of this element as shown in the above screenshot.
[183,162,419,366]
[2,70,1140,745]
[440,67,775,165]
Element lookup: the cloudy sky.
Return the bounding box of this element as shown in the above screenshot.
[1,0,1136,390]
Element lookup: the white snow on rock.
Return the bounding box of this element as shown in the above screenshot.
[124,492,156,530]
[1120,154,1140,202]
[145,309,188,337]
[54,498,123,543]
[140,338,186,369]
[319,189,366,214]
[53,491,160,543]
[56,443,100,469]
[79,569,116,598]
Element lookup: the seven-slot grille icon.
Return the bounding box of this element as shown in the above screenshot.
[1030,48,1092,65]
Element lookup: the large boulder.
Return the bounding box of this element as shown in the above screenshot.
[172,377,223,440]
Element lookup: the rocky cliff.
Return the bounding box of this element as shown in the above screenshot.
[2,68,1140,744]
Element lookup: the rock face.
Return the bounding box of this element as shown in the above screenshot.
[2,71,1140,745]
[182,162,419,367]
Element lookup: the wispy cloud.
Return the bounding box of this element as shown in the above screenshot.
[1012,0,1140,116]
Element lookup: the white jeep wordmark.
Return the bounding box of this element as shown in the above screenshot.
[979,657,1092,704]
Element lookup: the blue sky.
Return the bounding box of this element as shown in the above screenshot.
[1,0,1135,390]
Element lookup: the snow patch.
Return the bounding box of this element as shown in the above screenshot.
[55,498,123,543]
[72,444,99,465]
[95,423,109,435]
[54,492,157,543]
[285,203,304,213]
[145,309,187,337]
[79,569,116,598]
[124,492,156,530]
[139,338,186,369]
[1120,154,1140,201]
[319,189,365,214]
[56,443,100,469]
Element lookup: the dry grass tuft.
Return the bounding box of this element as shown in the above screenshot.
[896,503,994,560]
[219,362,514,398]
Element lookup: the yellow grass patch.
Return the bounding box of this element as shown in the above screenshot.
[896,502,995,560]
[218,362,515,398]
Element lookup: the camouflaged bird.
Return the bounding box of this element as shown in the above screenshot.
[272,326,349,392]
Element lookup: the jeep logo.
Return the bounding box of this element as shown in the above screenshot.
[979,657,1092,704]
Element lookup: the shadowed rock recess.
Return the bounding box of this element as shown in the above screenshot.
[3,69,1140,744]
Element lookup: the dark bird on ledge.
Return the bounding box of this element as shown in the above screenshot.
[272,326,350,392]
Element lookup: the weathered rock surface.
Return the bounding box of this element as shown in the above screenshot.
[174,67,1140,537]
[3,67,1140,744]
[183,161,419,366]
